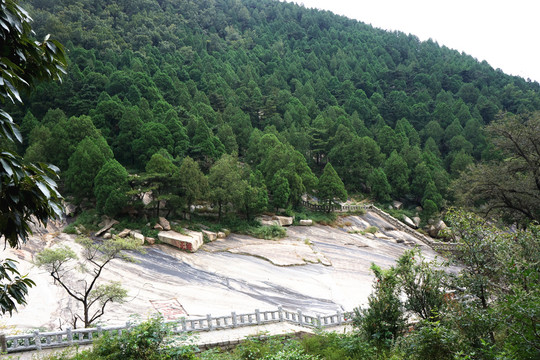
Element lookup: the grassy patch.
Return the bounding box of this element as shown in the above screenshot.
[294,209,337,226]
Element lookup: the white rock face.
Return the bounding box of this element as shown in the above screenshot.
[158,230,203,252]
[299,219,313,226]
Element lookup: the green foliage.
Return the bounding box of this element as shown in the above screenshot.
[82,316,197,360]
[317,162,347,211]
[94,159,129,216]
[353,264,406,348]
[248,225,286,240]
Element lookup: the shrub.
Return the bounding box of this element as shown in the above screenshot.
[249,225,286,240]
[364,226,378,234]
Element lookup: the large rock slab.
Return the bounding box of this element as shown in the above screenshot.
[402,215,417,229]
[158,230,203,252]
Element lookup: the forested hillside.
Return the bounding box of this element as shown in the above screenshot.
[11,0,540,219]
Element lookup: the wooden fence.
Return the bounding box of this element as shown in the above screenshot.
[2,307,352,354]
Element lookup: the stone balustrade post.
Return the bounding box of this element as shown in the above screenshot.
[337,310,342,325]
[207,314,213,330]
[0,333,7,353]
[278,305,284,322]
[231,312,237,328]
[255,309,261,324]
[66,328,73,344]
[34,330,42,351]
[297,309,303,326]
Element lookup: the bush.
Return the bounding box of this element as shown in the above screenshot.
[398,320,461,360]
[364,226,378,234]
[85,316,196,360]
[249,225,286,240]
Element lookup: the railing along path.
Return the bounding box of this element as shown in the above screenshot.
[2,306,352,353]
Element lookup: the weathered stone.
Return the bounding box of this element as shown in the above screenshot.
[388,205,393,210]
[117,228,131,238]
[142,192,153,206]
[275,216,293,226]
[158,230,203,252]
[413,217,421,227]
[299,219,313,226]
[217,231,227,239]
[257,216,280,227]
[415,206,423,212]
[396,238,405,243]
[402,215,417,229]
[103,233,112,239]
[64,203,77,217]
[159,217,171,231]
[154,223,164,231]
[202,230,217,242]
[95,219,119,237]
[130,230,145,245]
[145,237,155,245]
[392,200,403,210]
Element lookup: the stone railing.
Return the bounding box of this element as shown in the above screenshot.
[301,201,459,252]
[2,307,352,354]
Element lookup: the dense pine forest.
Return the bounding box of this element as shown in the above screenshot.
[2,1,540,359]
[7,0,540,221]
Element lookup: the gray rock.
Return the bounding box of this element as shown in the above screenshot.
[103,232,112,239]
[159,217,171,231]
[413,217,421,227]
[145,237,155,245]
[202,230,217,242]
[130,230,145,245]
[392,200,403,210]
[95,219,119,237]
[275,216,293,226]
[142,192,153,206]
[154,223,164,231]
[402,215,417,229]
[299,219,313,226]
[217,231,227,239]
[117,228,131,238]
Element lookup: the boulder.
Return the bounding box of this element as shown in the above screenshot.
[159,217,171,231]
[154,223,164,231]
[202,230,217,242]
[64,203,77,217]
[117,228,131,238]
[217,231,227,239]
[402,215,417,229]
[299,219,313,226]
[158,230,203,252]
[142,192,153,206]
[103,233,112,239]
[274,216,293,226]
[257,216,280,227]
[95,219,119,237]
[130,230,145,245]
[413,217,421,227]
[145,237,155,245]
[426,221,447,238]
[392,200,403,210]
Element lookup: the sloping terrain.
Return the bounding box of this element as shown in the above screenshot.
[2,212,449,331]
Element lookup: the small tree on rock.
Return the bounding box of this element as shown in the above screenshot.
[36,236,142,328]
